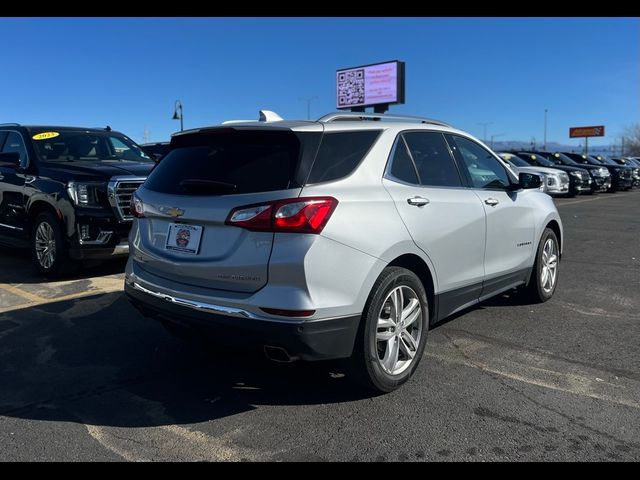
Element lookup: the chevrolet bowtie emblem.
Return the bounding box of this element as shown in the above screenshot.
[166,207,185,218]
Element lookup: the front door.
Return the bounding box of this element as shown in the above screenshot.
[446,134,535,297]
[0,131,29,238]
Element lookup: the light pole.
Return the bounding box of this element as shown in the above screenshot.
[543,109,548,151]
[298,96,318,120]
[477,122,493,143]
[490,133,505,149]
[172,100,184,131]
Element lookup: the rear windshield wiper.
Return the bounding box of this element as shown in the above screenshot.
[179,179,237,192]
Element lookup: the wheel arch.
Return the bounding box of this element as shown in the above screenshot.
[27,200,63,236]
[545,219,562,257]
[387,253,436,323]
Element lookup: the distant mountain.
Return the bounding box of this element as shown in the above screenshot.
[490,140,620,156]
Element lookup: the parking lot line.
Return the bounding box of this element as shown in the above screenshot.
[0,282,48,304]
[0,279,123,314]
[557,190,640,206]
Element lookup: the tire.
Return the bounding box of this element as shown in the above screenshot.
[348,267,429,393]
[522,228,560,303]
[31,211,78,278]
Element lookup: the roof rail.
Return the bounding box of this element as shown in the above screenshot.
[0,123,20,127]
[317,112,451,128]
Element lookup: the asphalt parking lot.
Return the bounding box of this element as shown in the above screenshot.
[0,191,639,461]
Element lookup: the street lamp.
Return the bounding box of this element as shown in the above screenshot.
[172,100,184,131]
[543,109,548,151]
[477,122,493,143]
[490,133,505,149]
[298,96,318,120]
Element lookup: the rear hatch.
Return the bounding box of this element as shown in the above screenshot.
[134,126,321,293]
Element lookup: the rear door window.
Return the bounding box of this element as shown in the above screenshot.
[403,132,462,187]
[388,136,419,185]
[306,130,381,184]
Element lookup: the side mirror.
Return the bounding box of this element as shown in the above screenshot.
[0,152,21,169]
[152,153,163,162]
[519,171,542,189]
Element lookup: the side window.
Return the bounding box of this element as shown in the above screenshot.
[450,135,510,189]
[307,130,381,184]
[109,137,139,161]
[403,132,462,187]
[388,136,419,184]
[2,132,28,168]
[0,131,8,150]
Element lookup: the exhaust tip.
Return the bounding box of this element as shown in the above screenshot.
[264,345,297,363]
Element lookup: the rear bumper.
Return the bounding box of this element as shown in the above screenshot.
[70,240,129,260]
[124,279,360,361]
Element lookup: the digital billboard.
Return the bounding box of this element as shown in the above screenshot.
[336,61,405,110]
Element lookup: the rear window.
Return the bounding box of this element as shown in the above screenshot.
[306,130,381,184]
[145,129,315,195]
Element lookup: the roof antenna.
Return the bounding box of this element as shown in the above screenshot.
[105,125,112,131]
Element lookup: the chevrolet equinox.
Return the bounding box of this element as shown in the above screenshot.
[125,111,563,392]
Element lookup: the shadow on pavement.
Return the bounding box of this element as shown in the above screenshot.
[0,245,127,284]
[0,291,371,429]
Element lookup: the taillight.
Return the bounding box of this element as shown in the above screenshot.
[130,193,145,218]
[225,197,338,234]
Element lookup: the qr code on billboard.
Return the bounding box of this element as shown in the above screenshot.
[338,69,365,107]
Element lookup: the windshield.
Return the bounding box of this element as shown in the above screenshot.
[594,155,621,166]
[521,153,555,167]
[498,153,529,167]
[30,130,152,163]
[585,156,604,165]
[551,152,579,165]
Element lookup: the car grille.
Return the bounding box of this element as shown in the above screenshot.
[108,177,147,221]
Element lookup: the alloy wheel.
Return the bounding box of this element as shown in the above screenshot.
[35,221,56,270]
[376,285,423,375]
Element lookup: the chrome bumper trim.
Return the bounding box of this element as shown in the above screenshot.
[128,280,257,319]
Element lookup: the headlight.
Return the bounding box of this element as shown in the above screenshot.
[66,181,105,208]
[569,171,580,177]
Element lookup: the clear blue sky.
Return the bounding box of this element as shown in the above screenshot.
[1,17,637,147]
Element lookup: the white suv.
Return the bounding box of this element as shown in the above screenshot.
[125,112,562,392]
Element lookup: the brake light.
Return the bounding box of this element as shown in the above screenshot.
[130,193,145,218]
[225,197,338,234]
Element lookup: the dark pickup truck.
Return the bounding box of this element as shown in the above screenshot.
[0,124,155,276]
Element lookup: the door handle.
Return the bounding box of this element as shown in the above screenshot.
[407,196,430,207]
[484,197,499,206]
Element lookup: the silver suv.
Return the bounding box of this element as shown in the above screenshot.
[125,112,562,392]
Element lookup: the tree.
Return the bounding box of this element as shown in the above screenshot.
[623,124,640,156]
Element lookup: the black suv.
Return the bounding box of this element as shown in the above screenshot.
[533,151,611,194]
[0,124,155,276]
[510,151,591,196]
[562,152,633,192]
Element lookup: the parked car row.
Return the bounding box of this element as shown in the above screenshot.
[496,150,639,197]
[0,113,580,392]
